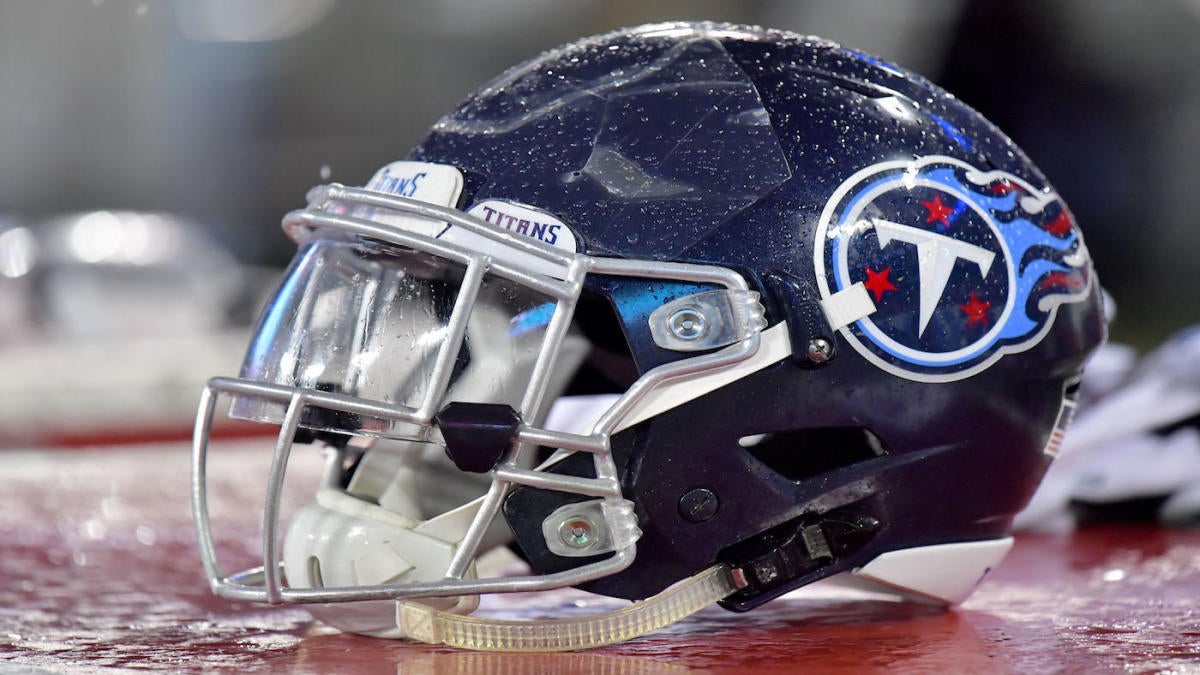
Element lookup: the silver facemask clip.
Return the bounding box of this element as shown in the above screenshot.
[648,289,767,352]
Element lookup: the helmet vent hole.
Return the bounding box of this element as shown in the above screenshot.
[739,427,887,482]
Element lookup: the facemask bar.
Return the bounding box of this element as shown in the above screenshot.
[192,183,763,606]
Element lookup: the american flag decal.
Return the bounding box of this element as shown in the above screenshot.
[1043,389,1079,458]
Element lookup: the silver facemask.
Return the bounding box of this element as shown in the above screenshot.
[191,179,773,642]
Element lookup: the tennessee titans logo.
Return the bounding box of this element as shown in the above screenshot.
[814,156,1093,382]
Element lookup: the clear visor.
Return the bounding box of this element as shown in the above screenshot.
[231,236,565,439]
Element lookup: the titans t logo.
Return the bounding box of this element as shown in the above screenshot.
[814,155,1094,382]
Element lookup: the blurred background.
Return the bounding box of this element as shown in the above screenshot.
[0,0,1197,446]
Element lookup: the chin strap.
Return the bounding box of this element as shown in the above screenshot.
[394,564,739,652]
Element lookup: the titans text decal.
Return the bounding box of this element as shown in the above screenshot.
[814,156,1093,382]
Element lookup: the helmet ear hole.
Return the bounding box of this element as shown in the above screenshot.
[738,427,887,483]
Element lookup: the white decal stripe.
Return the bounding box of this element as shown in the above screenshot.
[850,537,1013,604]
[819,282,876,330]
[610,322,793,433]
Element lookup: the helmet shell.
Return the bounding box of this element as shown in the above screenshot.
[410,22,1105,605]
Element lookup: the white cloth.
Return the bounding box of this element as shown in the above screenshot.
[1016,326,1200,530]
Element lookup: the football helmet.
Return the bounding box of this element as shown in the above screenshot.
[192,22,1105,650]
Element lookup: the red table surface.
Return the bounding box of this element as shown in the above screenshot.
[2,442,1198,674]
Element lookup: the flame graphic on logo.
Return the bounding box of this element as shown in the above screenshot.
[925,166,1089,342]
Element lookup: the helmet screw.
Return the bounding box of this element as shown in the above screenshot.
[558,516,595,548]
[678,487,720,523]
[806,337,833,363]
[669,308,708,341]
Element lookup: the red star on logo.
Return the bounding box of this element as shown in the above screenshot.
[863,266,898,302]
[959,292,992,327]
[921,194,955,228]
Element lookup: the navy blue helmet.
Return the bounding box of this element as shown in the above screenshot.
[193,23,1105,649]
